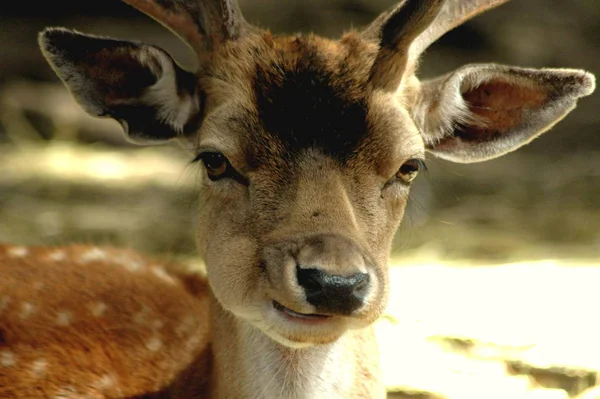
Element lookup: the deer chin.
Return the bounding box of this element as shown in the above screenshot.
[250,299,357,348]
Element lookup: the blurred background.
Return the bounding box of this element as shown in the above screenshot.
[0,1,599,398]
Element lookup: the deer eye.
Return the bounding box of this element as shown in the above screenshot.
[195,152,230,180]
[396,159,425,184]
[193,152,249,185]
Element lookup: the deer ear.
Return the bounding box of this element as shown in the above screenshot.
[39,28,201,144]
[413,64,595,163]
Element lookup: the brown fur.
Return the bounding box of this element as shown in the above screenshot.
[0,245,210,398]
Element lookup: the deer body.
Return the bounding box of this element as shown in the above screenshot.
[1,0,596,398]
[0,245,211,398]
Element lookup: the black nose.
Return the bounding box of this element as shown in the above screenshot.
[296,266,370,315]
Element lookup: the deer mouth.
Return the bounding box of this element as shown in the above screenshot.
[272,300,331,322]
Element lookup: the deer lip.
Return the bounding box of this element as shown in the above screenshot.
[272,301,331,321]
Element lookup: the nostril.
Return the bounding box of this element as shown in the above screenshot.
[296,266,371,314]
[296,267,325,295]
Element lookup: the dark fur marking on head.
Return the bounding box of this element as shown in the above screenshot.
[253,43,370,163]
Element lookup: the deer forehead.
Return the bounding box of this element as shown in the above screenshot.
[198,33,424,174]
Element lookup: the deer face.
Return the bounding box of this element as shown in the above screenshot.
[39,0,595,347]
[193,34,426,345]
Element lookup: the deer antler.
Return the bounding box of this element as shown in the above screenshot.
[366,0,445,91]
[410,0,510,60]
[122,0,248,53]
[364,0,510,91]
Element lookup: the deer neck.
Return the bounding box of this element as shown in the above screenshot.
[208,292,385,399]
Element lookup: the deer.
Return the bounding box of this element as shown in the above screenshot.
[0,0,595,398]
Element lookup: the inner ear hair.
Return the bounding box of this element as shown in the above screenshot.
[414,64,595,163]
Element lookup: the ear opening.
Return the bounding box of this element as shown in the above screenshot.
[413,64,596,163]
[39,27,202,145]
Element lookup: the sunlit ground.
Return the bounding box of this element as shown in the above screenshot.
[1,142,598,399]
[380,259,599,399]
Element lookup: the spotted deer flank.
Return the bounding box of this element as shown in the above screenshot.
[0,245,210,398]
[1,0,596,398]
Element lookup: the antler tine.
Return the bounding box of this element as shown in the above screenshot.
[123,0,206,53]
[409,0,510,63]
[368,0,446,91]
[122,0,248,54]
[202,0,248,41]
